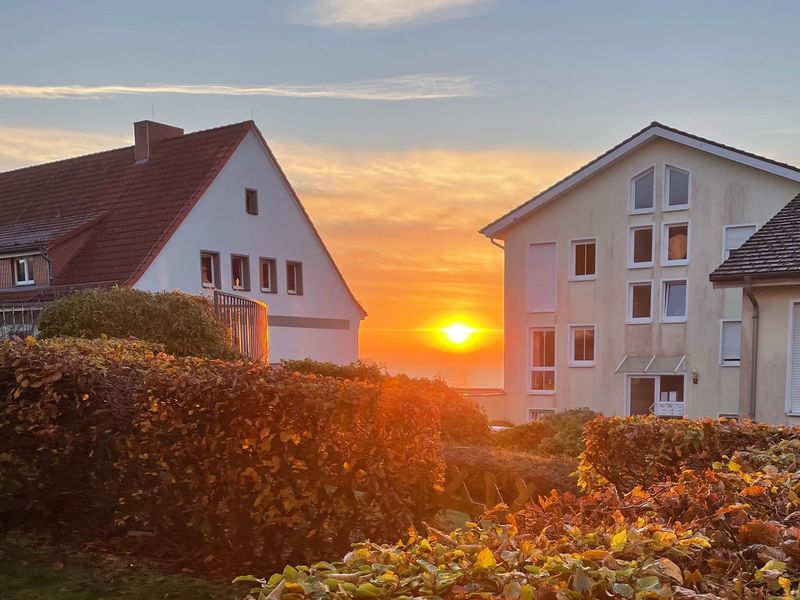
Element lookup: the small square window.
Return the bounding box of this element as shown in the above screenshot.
[630,168,655,213]
[570,239,596,280]
[629,225,654,268]
[664,166,690,209]
[259,258,277,293]
[628,281,652,323]
[245,189,259,215]
[287,261,303,296]
[662,222,689,265]
[662,280,687,322]
[200,251,221,289]
[231,255,251,291]
[569,325,595,367]
[723,224,757,261]
[13,257,35,286]
[721,320,742,366]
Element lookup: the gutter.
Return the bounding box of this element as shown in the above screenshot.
[743,276,759,421]
[490,238,505,250]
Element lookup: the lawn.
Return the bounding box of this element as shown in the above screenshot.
[0,533,240,600]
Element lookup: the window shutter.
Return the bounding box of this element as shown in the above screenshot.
[721,321,742,362]
[527,243,556,312]
[789,303,800,414]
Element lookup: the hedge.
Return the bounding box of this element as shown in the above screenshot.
[492,408,599,457]
[37,287,237,359]
[0,338,443,569]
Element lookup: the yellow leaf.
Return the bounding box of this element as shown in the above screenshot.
[475,548,497,569]
[610,529,627,553]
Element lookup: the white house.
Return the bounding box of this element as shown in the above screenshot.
[0,120,366,363]
[481,122,800,424]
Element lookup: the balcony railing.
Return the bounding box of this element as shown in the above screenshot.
[213,290,269,363]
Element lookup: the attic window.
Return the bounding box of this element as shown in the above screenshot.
[287,261,303,296]
[13,257,35,286]
[245,189,259,215]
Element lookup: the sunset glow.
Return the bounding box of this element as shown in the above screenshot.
[442,323,474,345]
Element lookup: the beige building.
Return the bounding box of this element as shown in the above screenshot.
[710,192,800,425]
[481,122,800,424]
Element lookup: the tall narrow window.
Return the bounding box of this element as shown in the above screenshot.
[569,325,595,367]
[723,224,757,260]
[720,320,742,366]
[787,302,800,414]
[287,261,303,295]
[527,242,556,312]
[530,328,556,392]
[200,251,221,289]
[259,258,277,293]
[662,280,688,322]
[231,255,250,291]
[629,225,654,268]
[245,189,259,215]
[662,222,689,265]
[664,166,690,209]
[13,257,35,286]
[630,167,655,213]
[628,281,652,323]
[570,239,596,280]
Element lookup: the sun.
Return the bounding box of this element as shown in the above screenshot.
[442,323,474,345]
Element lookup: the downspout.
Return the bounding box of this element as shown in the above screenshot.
[743,276,759,421]
[490,238,505,250]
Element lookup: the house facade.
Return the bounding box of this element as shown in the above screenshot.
[481,122,800,424]
[0,120,366,364]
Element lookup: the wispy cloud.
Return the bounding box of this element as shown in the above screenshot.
[0,75,485,102]
[295,0,492,28]
[0,126,127,171]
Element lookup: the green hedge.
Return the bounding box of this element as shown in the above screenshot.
[0,338,444,569]
[37,287,236,359]
[492,408,599,456]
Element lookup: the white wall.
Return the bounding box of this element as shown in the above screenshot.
[134,130,364,364]
[495,137,800,423]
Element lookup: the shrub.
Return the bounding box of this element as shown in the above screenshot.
[492,408,599,456]
[279,358,387,382]
[0,338,444,569]
[37,287,236,359]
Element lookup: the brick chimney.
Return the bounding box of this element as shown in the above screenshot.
[134,120,184,163]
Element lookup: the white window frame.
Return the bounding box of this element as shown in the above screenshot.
[200,251,220,289]
[628,224,655,269]
[568,237,597,282]
[661,278,688,323]
[661,220,690,266]
[785,300,800,416]
[529,326,556,395]
[663,164,691,211]
[719,319,742,367]
[629,166,656,215]
[12,256,35,286]
[259,257,278,294]
[722,223,757,262]
[626,280,653,324]
[568,324,596,367]
[528,408,555,423]
[625,374,686,417]
[286,260,304,296]
[231,254,250,291]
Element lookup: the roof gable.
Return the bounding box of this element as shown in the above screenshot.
[481,122,800,237]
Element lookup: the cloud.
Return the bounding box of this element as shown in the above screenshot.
[0,126,128,171]
[296,0,491,28]
[0,75,485,102]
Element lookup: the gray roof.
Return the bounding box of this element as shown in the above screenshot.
[710,193,800,282]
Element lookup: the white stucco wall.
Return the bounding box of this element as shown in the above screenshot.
[494,137,800,423]
[134,130,364,363]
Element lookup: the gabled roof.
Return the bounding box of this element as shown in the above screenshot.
[0,212,106,251]
[710,192,800,284]
[0,121,366,316]
[481,122,800,237]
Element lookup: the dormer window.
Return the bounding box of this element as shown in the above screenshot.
[13,257,35,286]
[245,189,259,215]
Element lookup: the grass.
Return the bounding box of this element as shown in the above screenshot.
[0,532,241,600]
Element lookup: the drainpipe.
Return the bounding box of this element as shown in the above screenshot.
[743,276,759,421]
[490,238,505,250]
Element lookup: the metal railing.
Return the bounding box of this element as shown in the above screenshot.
[0,303,47,339]
[213,290,269,363]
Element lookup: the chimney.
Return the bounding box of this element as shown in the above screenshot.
[134,120,184,162]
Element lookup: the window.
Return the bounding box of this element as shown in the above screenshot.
[662,222,689,265]
[231,255,250,291]
[664,165,690,210]
[570,239,596,280]
[787,302,800,415]
[13,257,35,286]
[530,328,555,393]
[720,320,742,366]
[628,375,685,417]
[628,225,654,268]
[627,281,653,324]
[259,258,277,293]
[527,242,556,312]
[245,189,259,215]
[528,409,555,423]
[200,251,221,289]
[630,167,655,213]
[287,261,303,295]
[662,279,688,322]
[569,325,595,367]
[723,224,757,261]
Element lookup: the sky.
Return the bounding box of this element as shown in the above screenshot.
[1,1,800,386]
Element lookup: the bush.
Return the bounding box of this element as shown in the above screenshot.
[492,408,599,456]
[279,358,387,382]
[37,287,236,359]
[0,338,444,570]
